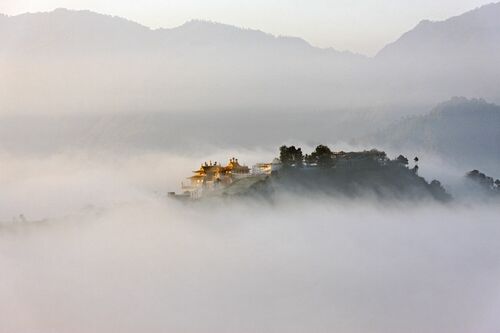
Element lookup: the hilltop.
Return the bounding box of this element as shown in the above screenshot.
[172,145,451,203]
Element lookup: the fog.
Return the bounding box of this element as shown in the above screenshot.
[2,3,500,332]
[1,150,500,333]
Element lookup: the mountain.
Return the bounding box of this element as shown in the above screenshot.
[372,3,500,106]
[0,8,151,55]
[0,8,367,115]
[1,5,500,122]
[0,9,362,58]
[377,3,500,60]
[369,97,500,174]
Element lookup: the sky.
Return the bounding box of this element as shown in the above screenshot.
[0,0,495,55]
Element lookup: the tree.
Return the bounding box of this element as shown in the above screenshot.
[280,146,292,166]
[279,145,303,167]
[309,145,334,168]
[468,170,480,177]
[304,154,315,166]
[396,155,409,165]
[467,170,500,195]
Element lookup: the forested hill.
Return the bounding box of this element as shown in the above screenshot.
[368,97,500,171]
[226,146,451,202]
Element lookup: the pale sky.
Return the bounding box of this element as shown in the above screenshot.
[0,0,495,55]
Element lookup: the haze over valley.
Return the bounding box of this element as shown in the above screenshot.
[1,2,500,333]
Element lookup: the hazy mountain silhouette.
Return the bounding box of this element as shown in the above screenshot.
[0,8,361,58]
[369,97,500,173]
[377,3,500,60]
[0,8,370,114]
[1,3,500,159]
[372,3,500,106]
[3,4,500,115]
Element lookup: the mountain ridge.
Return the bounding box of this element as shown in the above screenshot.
[367,97,500,176]
[0,8,360,57]
[1,5,500,113]
[3,3,499,58]
[376,2,500,58]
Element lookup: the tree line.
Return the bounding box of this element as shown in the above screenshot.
[280,144,419,169]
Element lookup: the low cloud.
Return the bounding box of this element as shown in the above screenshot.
[1,151,499,333]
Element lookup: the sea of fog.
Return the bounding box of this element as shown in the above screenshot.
[1,150,500,333]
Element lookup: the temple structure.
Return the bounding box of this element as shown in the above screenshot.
[171,157,282,200]
[252,158,282,175]
[181,158,250,198]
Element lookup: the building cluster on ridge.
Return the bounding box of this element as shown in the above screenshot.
[169,146,422,200]
[173,157,281,199]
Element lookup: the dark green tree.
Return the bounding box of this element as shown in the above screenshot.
[309,145,334,168]
[279,145,303,167]
[304,154,315,166]
[280,145,292,166]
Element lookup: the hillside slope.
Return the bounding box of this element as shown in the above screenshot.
[370,97,500,171]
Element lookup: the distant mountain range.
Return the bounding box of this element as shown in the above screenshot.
[377,3,500,60]
[1,4,500,114]
[372,3,500,108]
[0,8,365,114]
[0,9,360,59]
[368,97,500,174]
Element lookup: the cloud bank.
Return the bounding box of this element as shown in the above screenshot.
[1,151,499,333]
